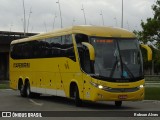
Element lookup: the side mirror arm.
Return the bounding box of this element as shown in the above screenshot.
[140,44,152,61]
[82,42,95,61]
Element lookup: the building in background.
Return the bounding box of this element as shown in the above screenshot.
[0,31,37,81]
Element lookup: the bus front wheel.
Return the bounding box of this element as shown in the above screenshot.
[115,101,122,107]
[73,86,82,107]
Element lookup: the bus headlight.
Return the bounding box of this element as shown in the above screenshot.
[138,85,144,89]
[98,85,103,89]
[90,81,104,89]
[139,85,144,88]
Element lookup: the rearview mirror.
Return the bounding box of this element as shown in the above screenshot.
[82,42,95,61]
[140,44,152,61]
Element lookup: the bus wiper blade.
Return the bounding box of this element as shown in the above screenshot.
[122,62,135,80]
[91,74,108,80]
[109,60,118,78]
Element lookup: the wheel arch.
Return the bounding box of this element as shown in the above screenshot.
[24,78,29,85]
[18,78,23,90]
[70,81,78,98]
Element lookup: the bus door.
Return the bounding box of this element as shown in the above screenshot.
[75,34,95,100]
[83,73,92,100]
[78,42,95,100]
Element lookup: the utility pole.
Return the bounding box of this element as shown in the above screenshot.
[56,0,63,28]
[53,14,57,29]
[100,10,104,26]
[121,0,124,28]
[81,4,87,25]
[22,0,26,36]
[27,7,32,33]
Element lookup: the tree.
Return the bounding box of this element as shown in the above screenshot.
[139,0,160,46]
[134,0,160,74]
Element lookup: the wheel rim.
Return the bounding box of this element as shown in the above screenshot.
[20,84,23,92]
[26,85,30,96]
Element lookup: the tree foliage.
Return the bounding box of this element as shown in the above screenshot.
[135,0,160,45]
[134,0,160,74]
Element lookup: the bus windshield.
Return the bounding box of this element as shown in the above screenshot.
[90,37,143,82]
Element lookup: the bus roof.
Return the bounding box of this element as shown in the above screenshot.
[11,25,136,44]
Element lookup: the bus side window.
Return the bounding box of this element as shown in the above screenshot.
[46,36,62,57]
[75,34,89,44]
[61,35,76,61]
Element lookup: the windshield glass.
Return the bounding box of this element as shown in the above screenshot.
[90,37,143,81]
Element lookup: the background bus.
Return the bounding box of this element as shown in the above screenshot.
[10,25,152,107]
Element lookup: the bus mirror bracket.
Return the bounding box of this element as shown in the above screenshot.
[140,44,152,61]
[82,42,95,61]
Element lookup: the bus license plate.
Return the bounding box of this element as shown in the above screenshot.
[118,95,128,99]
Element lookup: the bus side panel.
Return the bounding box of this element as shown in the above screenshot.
[45,72,57,96]
[59,58,83,98]
[82,73,93,100]
[30,58,65,96]
[9,58,22,90]
[10,71,19,90]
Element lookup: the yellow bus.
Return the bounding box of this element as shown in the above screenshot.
[10,25,152,107]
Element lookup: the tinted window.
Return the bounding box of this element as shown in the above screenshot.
[10,35,76,61]
[61,35,75,60]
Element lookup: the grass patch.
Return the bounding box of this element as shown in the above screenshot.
[0,84,9,89]
[145,87,160,100]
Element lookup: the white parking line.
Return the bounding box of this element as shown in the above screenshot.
[29,99,43,106]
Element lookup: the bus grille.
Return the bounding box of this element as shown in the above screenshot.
[103,87,139,92]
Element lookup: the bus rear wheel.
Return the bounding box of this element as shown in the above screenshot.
[73,85,82,107]
[115,101,122,107]
[20,83,27,97]
[26,81,40,98]
[26,81,32,98]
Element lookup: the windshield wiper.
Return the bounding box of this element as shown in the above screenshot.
[115,41,124,78]
[122,62,135,80]
[110,40,135,80]
[109,60,135,80]
[109,60,118,78]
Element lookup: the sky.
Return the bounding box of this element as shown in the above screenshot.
[0,0,156,33]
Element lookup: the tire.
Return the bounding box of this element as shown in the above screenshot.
[26,81,40,98]
[20,83,27,97]
[73,85,82,107]
[115,101,122,107]
[26,81,32,98]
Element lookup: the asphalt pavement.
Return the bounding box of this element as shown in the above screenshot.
[0,89,160,120]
